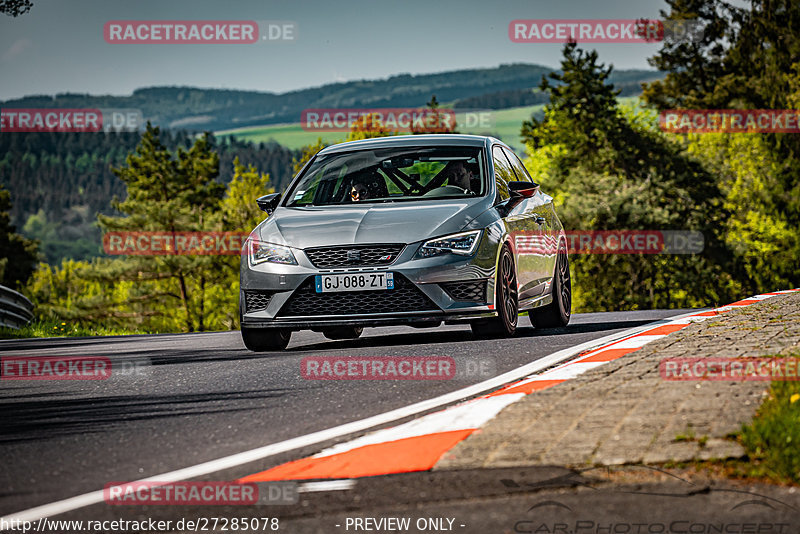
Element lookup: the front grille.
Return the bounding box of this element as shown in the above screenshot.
[244,290,274,312]
[278,274,438,317]
[441,280,487,302]
[304,244,404,268]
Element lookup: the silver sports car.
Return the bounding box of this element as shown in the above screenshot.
[239,134,571,351]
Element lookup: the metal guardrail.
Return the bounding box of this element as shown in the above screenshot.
[0,284,34,330]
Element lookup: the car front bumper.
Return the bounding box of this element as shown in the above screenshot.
[239,235,500,330]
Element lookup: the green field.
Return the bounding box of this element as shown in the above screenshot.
[215,104,548,152]
[217,98,640,151]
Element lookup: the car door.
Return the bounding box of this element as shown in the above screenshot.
[492,145,537,297]
[501,146,551,298]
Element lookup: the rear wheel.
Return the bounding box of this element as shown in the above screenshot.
[322,326,364,340]
[241,328,291,351]
[471,245,518,338]
[530,242,571,328]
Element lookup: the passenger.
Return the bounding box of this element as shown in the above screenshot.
[349,170,392,201]
[349,175,371,201]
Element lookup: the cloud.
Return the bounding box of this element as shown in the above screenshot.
[2,38,32,63]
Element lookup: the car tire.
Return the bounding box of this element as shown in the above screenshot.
[530,241,571,328]
[322,326,364,340]
[241,328,292,351]
[471,245,518,338]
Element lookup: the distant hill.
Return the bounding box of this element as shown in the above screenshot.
[0,64,661,132]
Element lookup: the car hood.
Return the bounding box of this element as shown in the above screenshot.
[255,198,491,249]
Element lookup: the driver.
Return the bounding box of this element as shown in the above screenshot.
[447,162,475,193]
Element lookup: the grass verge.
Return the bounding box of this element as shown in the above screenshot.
[736,353,800,483]
[0,320,154,339]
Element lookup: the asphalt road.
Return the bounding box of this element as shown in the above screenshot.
[0,310,691,522]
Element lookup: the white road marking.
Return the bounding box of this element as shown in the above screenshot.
[606,334,666,349]
[0,310,704,526]
[314,393,525,458]
[534,361,608,380]
[297,480,356,493]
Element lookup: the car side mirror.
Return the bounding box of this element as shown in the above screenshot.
[508,181,539,198]
[256,193,281,214]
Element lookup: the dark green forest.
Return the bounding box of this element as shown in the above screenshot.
[455,71,661,109]
[0,131,296,263]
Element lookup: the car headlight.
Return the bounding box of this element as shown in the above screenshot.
[248,239,298,265]
[416,230,482,258]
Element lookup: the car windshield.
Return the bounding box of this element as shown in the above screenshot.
[284,146,485,207]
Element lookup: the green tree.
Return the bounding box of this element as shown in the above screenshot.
[223,157,275,232]
[94,123,226,332]
[213,158,277,329]
[522,43,736,311]
[0,0,33,17]
[412,95,457,134]
[26,259,109,323]
[292,138,328,175]
[643,0,800,292]
[21,129,284,333]
[684,132,794,292]
[0,184,39,289]
[346,113,398,141]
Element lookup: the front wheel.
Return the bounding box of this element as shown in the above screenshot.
[241,328,291,351]
[471,245,518,338]
[530,242,571,328]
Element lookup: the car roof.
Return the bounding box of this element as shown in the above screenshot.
[318,134,502,155]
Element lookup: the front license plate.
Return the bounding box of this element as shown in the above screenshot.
[315,272,394,293]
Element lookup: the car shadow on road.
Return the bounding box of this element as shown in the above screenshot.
[287,318,660,352]
[0,331,242,353]
[0,387,292,445]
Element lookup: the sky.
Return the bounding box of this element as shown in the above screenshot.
[0,0,675,100]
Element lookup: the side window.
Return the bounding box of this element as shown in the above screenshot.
[291,168,324,205]
[502,147,533,183]
[492,146,514,202]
